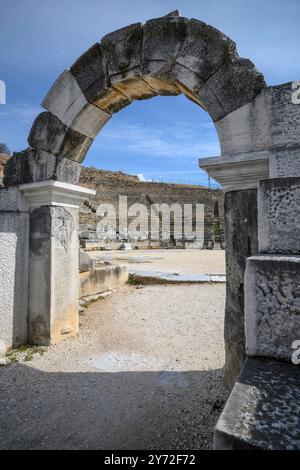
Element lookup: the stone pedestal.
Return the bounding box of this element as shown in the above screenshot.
[199,156,261,387]
[21,181,95,345]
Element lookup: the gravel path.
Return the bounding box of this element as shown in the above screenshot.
[0,284,228,450]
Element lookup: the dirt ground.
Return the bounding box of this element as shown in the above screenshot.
[90,248,226,276]
[0,283,228,450]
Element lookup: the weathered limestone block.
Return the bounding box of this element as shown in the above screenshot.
[102,23,143,82]
[70,43,132,113]
[223,190,258,388]
[79,265,128,298]
[172,19,236,96]
[29,206,79,345]
[215,89,272,155]
[3,148,81,186]
[269,147,300,178]
[141,16,186,96]
[42,70,111,139]
[197,58,266,121]
[79,249,95,273]
[0,186,20,211]
[0,209,29,350]
[258,178,300,254]
[28,112,92,163]
[272,82,300,148]
[142,16,188,75]
[216,82,300,157]
[214,357,300,450]
[245,255,300,361]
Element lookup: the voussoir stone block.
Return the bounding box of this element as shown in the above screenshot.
[102,23,143,81]
[101,23,158,101]
[197,58,266,121]
[245,255,300,361]
[3,148,81,186]
[28,112,92,163]
[141,16,187,95]
[42,70,111,139]
[258,178,300,254]
[70,43,131,113]
[172,19,236,95]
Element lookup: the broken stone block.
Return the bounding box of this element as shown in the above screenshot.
[258,177,300,255]
[214,357,300,450]
[3,148,81,186]
[196,58,266,121]
[245,255,300,361]
[28,112,93,163]
[42,69,111,139]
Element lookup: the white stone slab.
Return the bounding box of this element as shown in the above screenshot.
[0,212,29,350]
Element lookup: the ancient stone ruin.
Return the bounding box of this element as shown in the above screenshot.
[1,10,300,449]
[78,166,224,250]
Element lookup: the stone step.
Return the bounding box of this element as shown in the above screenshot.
[214,357,300,450]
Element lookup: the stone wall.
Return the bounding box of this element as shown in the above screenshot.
[78,166,224,249]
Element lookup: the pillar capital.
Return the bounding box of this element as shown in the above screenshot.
[19,180,95,210]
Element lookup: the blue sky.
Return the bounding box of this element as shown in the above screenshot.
[0,0,299,185]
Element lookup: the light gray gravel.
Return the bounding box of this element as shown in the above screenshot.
[0,284,228,449]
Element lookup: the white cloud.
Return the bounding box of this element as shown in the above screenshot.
[97,121,220,159]
[0,102,41,123]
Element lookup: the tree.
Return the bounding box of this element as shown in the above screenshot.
[0,142,10,155]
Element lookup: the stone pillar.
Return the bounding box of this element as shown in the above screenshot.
[223,190,258,387]
[199,154,267,387]
[21,181,95,345]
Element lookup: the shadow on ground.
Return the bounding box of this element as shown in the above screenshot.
[0,364,228,450]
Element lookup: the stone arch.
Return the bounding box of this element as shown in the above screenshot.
[3,10,266,185]
[1,10,272,387]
